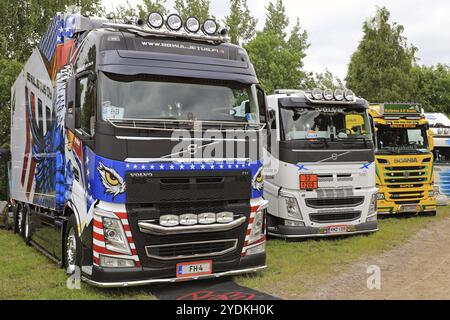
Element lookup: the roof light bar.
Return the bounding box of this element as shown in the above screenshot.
[312,88,323,100]
[203,19,218,35]
[323,89,334,101]
[334,89,344,101]
[185,16,201,33]
[166,13,183,31]
[147,12,164,29]
[344,89,355,101]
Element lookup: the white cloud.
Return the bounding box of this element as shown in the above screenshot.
[104,0,450,80]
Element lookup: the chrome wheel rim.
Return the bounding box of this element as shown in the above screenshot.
[17,209,24,234]
[25,211,30,239]
[66,229,77,273]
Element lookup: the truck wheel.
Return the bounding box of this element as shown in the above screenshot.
[23,206,32,245]
[15,204,25,237]
[64,215,82,275]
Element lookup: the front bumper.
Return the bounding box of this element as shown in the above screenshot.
[268,220,378,239]
[82,253,266,288]
[377,198,436,214]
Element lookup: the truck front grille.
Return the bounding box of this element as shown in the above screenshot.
[383,166,428,186]
[389,191,424,201]
[309,211,361,223]
[145,239,238,260]
[306,197,364,209]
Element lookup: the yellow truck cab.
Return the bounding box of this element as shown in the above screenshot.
[369,103,436,216]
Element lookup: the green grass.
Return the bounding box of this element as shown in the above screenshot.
[1,207,449,299]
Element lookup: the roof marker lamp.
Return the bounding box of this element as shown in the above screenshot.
[203,19,218,35]
[185,16,201,33]
[334,89,344,101]
[344,89,355,101]
[147,12,164,29]
[312,88,323,100]
[323,89,334,101]
[166,13,183,31]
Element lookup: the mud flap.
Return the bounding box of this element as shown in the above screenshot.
[150,278,280,300]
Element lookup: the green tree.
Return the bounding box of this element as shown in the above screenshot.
[174,0,211,22]
[224,0,257,45]
[0,59,23,199]
[0,0,103,62]
[346,6,417,102]
[305,69,345,90]
[245,0,309,93]
[263,0,289,37]
[137,0,168,18]
[412,64,450,114]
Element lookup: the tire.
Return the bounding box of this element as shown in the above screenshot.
[64,215,82,275]
[15,203,25,237]
[23,205,32,245]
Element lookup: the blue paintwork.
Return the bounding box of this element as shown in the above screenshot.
[84,147,264,204]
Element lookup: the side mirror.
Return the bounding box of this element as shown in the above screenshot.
[428,129,434,151]
[268,109,276,126]
[65,76,77,132]
[256,85,268,124]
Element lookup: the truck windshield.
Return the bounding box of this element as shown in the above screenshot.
[280,106,372,141]
[377,126,428,154]
[100,73,259,123]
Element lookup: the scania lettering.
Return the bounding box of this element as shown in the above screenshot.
[369,103,436,215]
[10,10,269,287]
[264,89,378,238]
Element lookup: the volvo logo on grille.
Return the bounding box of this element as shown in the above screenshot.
[331,153,339,161]
[403,171,410,178]
[129,172,153,178]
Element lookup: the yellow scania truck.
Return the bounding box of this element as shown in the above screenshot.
[369,103,436,216]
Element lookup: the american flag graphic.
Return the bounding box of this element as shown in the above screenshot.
[38,14,77,63]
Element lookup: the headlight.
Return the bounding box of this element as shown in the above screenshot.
[216,212,234,224]
[245,242,265,256]
[334,89,344,101]
[202,19,218,35]
[160,215,179,227]
[198,212,216,224]
[323,89,334,101]
[147,12,164,29]
[312,88,323,100]
[185,16,200,33]
[377,192,385,201]
[369,193,377,214]
[102,217,131,255]
[248,210,264,244]
[99,255,135,268]
[166,13,183,31]
[344,89,355,101]
[280,192,303,219]
[179,214,198,226]
[428,190,435,197]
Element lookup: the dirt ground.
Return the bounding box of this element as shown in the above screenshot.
[298,215,450,300]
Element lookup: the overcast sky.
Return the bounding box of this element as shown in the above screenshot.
[104,0,450,80]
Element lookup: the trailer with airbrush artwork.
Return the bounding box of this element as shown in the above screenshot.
[9,10,270,287]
